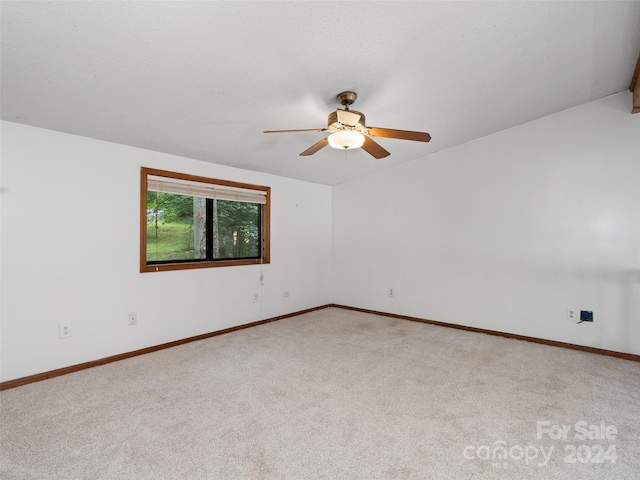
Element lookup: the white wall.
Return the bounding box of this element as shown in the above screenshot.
[333,92,640,355]
[2,91,638,383]
[0,121,332,382]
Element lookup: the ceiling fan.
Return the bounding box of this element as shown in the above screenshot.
[264,91,431,159]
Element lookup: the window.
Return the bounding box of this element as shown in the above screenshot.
[140,167,270,272]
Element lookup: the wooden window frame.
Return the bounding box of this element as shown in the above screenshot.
[140,167,270,273]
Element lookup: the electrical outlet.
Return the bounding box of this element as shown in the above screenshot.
[128,312,137,326]
[252,292,259,303]
[567,307,577,322]
[59,322,72,339]
[283,291,291,298]
[388,288,395,298]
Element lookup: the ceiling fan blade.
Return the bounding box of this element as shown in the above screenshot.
[361,136,390,159]
[264,128,328,133]
[300,137,329,156]
[367,127,431,142]
[337,109,362,126]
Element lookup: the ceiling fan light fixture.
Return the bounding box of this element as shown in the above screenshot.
[328,130,365,150]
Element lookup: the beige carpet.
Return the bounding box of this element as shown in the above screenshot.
[1,307,639,479]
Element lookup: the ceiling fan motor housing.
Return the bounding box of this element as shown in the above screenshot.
[328,110,365,128]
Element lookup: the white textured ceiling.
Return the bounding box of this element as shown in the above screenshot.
[2,1,639,185]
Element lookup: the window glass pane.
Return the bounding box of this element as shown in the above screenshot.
[146,192,206,262]
[214,200,260,259]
